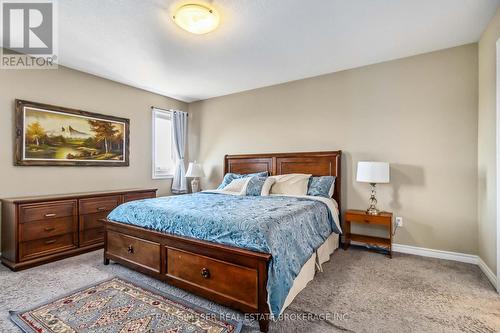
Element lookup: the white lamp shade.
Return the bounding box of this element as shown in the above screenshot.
[356,161,390,183]
[185,162,205,178]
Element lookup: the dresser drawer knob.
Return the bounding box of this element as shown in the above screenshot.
[97,207,107,212]
[45,239,56,245]
[44,213,57,218]
[127,245,134,254]
[200,267,210,279]
[364,219,370,223]
[44,227,56,232]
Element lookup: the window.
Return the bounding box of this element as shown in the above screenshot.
[152,108,175,179]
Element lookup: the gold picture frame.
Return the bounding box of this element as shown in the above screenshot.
[15,99,130,166]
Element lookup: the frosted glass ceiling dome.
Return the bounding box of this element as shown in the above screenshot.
[173,4,220,35]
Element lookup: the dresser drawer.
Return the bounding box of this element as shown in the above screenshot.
[19,233,77,260]
[79,211,106,246]
[80,211,107,230]
[123,191,156,203]
[20,216,76,242]
[106,231,160,273]
[166,248,258,307]
[79,196,120,215]
[80,227,104,246]
[20,201,76,223]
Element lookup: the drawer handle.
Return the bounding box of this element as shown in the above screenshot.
[200,267,210,279]
[127,245,134,254]
[45,239,56,245]
[97,207,107,212]
[44,213,57,218]
[363,219,370,223]
[44,227,56,232]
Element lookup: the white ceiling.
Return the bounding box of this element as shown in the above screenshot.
[58,0,500,102]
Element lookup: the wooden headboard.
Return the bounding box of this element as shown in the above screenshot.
[224,151,342,211]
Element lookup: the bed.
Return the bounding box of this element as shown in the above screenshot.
[103,151,342,332]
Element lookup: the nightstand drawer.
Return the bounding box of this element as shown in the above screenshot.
[345,211,391,226]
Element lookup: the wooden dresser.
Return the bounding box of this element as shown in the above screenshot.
[1,188,157,271]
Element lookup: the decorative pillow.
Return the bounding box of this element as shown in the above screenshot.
[217,171,269,190]
[270,174,312,196]
[223,177,251,194]
[246,177,276,196]
[307,176,336,198]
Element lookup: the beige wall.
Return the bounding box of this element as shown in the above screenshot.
[0,65,187,203]
[189,44,479,254]
[478,7,500,275]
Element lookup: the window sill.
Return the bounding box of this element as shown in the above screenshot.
[152,175,174,180]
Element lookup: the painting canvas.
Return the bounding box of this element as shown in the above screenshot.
[15,100,130,166]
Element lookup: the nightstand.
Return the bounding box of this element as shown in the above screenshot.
[343,209,393,258]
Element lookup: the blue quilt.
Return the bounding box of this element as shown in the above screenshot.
[108,193,340,317]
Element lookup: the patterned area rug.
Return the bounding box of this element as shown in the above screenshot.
[10,277,242,333]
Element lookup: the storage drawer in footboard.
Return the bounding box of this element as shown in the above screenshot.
[106,230,161,273]
[166,248,258,308]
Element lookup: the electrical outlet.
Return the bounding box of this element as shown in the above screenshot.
[395,216,403,227]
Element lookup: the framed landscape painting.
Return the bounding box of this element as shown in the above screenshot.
[15,100,130,166]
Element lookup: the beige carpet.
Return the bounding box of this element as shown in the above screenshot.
[1,247,498,332]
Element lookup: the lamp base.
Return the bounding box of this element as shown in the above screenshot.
[366,207,381,215]
[366,183,381,215]
[191,178,200,193]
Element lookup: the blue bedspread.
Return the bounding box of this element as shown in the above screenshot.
[107,193,340,317]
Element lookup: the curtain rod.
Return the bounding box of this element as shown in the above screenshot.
[150,106,188,115]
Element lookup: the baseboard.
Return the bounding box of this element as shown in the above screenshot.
[392,243,478,264]
[477,257,497,289]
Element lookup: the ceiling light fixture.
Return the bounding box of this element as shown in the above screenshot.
[173,4,220,35]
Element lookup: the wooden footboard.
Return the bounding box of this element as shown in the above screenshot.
[104,219,272,332]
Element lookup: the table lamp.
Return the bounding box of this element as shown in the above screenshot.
[356,161,390,215]
[185,161,205,193]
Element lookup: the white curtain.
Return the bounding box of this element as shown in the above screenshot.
[171,110,188,193]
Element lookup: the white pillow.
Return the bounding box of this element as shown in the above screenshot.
[224,177,250,194]
[270,174,312,196]
[260,177,276,196]
[328,181,335,198]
